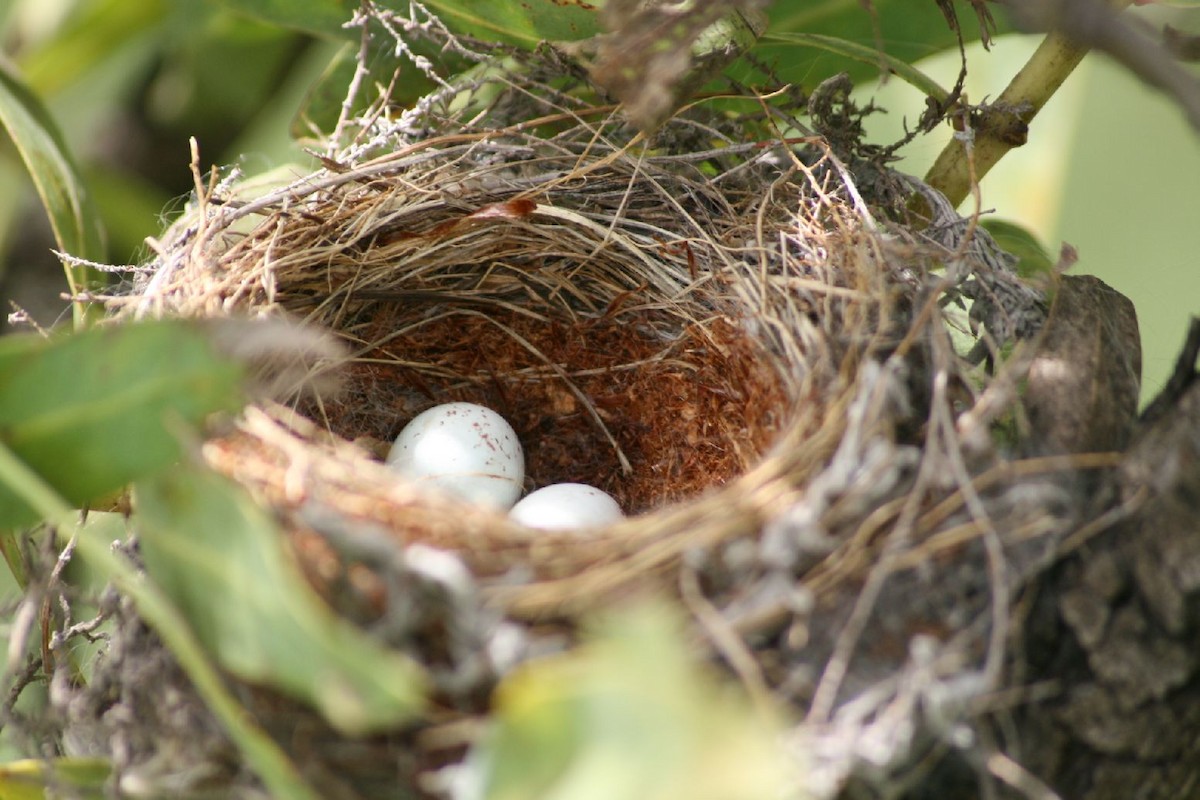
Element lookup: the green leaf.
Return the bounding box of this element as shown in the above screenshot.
[738,0,1012,91]
[20,0,167,97]
[979,219,1056,280]
[762,32,950,103]
[293,41,362,138]
[223,0,603,44]
[0,757,111,800]
[584,4,768,131]
[422,0,601,46]
[215,0,357,38]
[0,64,106,324]
[294,40,458,139]
[135,463,427,735]
[480,602,789,800]
[0,321,243,528]
[0,445,321,800]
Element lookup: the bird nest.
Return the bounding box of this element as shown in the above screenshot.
[117,94,896,620]
[52,42,1080,800]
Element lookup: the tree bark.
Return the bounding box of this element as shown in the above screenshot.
[1015,320,1200,798]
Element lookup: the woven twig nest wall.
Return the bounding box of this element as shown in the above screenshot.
[71,49,1072,799]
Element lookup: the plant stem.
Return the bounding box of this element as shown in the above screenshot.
[924,0,1134,209]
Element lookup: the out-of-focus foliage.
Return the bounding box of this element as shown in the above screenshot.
[0,757,110,800]
[980,218,1056,279]
[0,0,325,276]
[0,63,103,324]
[0,320,243,528]
[477,603,793,800]
[136,462,427,734]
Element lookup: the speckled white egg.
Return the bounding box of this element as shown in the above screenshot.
[387,402,524,509]
[509,483,625,531]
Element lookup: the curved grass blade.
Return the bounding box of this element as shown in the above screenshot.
[0,65,105,327]
[762,31,950,103]
[736,0,1012,92]
[215,0,355,38]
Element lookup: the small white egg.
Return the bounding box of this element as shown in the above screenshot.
[387,402,524,509]
[509,483,625,532]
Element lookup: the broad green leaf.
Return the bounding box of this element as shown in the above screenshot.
[0,757,110,800]
[0,321,243,528]
[421,0,600,46]
[85,165,174,264]
[763,32,951,102]
[480,603,790,800]
[0,457,323,800]
[979,218,1056,280]
[293,41,362,138]
[135,463,427,735]
[737,0,1013,91]
[216,0,356,38]
[19,0,167,97]
[224,0,601,44]
[0,65,106,324]
[294,40,461,139]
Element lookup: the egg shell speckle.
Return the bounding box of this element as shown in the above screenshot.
[387,402,525,509]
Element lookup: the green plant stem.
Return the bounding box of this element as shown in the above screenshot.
[924,0,1134,209]
[0,443,319,800]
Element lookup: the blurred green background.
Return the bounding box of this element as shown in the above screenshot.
[0,0,326,324]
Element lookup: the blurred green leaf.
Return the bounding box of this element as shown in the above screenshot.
[480,602,789,800]
[0,321,243,528]
[584,4,767,131]
[0,451,322,800]
[293,40,455,139]
[980,218,1056,280]
[216,0,355,38]
[84,165,174,264]
[135,463,427,735]
[224,0,603,44]
[0,757,110,800]
[20,0,167,97]
[422,0,600,46]
[293,41,361,138]
[738,0,1012,90]
[0,63,105,323]
[763,31,950,102]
